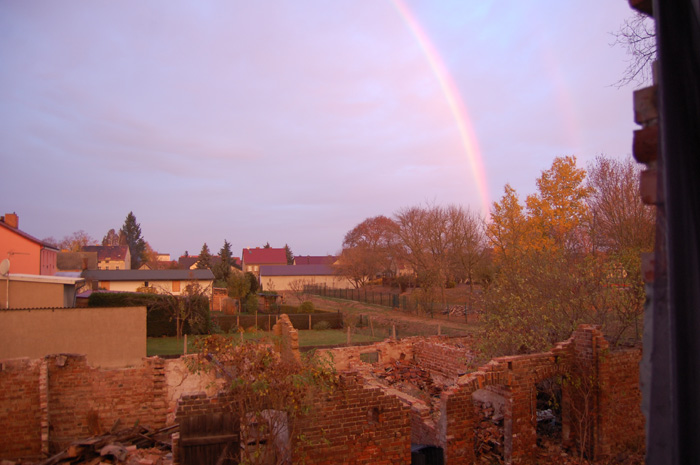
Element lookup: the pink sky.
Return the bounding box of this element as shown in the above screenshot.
[0,0,642,258]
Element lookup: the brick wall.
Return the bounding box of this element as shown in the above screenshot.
[45,354,168,452]
[0,358,42,459]
[598,347,645,457]
[438,326,642,464]
[413,338,474,381]
[293,373,412,465]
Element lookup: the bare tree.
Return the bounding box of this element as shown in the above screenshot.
[611,12,656,87]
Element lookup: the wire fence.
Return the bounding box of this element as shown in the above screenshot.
[304,284,481,323]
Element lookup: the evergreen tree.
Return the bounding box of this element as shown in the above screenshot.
[120,212,147,269]
[196,243,213,270]
[263,242,271,249]
[214,240,233,282]
[284,243,294,265]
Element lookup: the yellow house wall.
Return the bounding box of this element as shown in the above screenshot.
[103,279,213,296]
[0,306,146,368]
[261,275,352,291]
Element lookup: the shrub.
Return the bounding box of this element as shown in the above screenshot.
[244,294,259,313]
[312,320,331,330]
[299,301,315,312]
[88,291,210,337]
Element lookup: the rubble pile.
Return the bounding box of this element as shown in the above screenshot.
[31,424,176,465]
[473,398,505,464]
[372,358,442,398]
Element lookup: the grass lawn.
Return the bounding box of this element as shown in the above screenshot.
[147,330,384,357]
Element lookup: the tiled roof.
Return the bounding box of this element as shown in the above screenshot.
[0,221,59,250]
[242,248,287,265]
[260,264,334,277]
[294,255,337,265]
[82,269,215,281]
[82,245,129,261]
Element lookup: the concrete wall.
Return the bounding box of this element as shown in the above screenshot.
[0,279,67,308]
[0,306,146,367]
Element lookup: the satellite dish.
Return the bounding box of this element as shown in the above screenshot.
[0,259,9,276]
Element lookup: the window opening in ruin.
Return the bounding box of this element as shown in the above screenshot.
[368,407,380,424]
[472,387,507,463]
[360,351,379,364]
[535,377,563,451]
[411,444,444,465]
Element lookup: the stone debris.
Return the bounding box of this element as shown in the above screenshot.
[473,398,505,464]
[371,358,442,398]
[33,424,175,465]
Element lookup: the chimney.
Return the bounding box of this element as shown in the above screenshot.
[2,212,18,229]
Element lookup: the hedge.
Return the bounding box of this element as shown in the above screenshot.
[88,292,210,337]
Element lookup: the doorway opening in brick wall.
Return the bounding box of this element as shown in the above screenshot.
[535,377,563,453]
[472,387,508,463]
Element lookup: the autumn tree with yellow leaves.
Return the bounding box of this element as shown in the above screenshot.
[481,155,653,356]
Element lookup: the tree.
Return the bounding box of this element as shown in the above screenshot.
[120,212,147,269]
[284,243,294,265]
[587,155,655,254]
[101,228,123,246]
[152,280,210,339]
[445,205,489,297]
[141,241,160,269]
[213,240,233,283]
[611,12,657,87]
[195,243,212,270]
[226,271,251,313]
[481,156,651,356]
[264,242,271,249]
[187,335,337,465]
[335,215,398,288]
[58,230,97,252]
[524,155,592,253]
[288,278,313,305]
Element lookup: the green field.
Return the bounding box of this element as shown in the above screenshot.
[147,329,384,357]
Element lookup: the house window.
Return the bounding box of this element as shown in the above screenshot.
[116,266,119,270]
[144,281,149,287]
[172,280,181,292]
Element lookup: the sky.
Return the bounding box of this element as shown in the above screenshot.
[0,0,642,259]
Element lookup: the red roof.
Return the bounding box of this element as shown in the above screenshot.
[242,247,287,265]
[82,245,129,261]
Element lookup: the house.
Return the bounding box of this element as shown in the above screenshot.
[56,251,98,272]
[177,255,241,271]
[293,255,338,266]
[241,247,287,277]
[259,264,351,291]
[0,273,85,309]
[0,212,58,275]
[82,245,131,270]
[81,269,215,298]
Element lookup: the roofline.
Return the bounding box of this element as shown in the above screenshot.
[5,273,85,285]
[0,221,59,251]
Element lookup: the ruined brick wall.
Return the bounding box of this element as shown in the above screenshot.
[413,338,474,381]
[598,347,645,457]
[272,313,301,363]
[0,358,42,458]
[318,338,415,371]
[45,354,168,451]
[293,373,412,465]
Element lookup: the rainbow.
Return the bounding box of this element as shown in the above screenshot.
[391,0,491,216]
